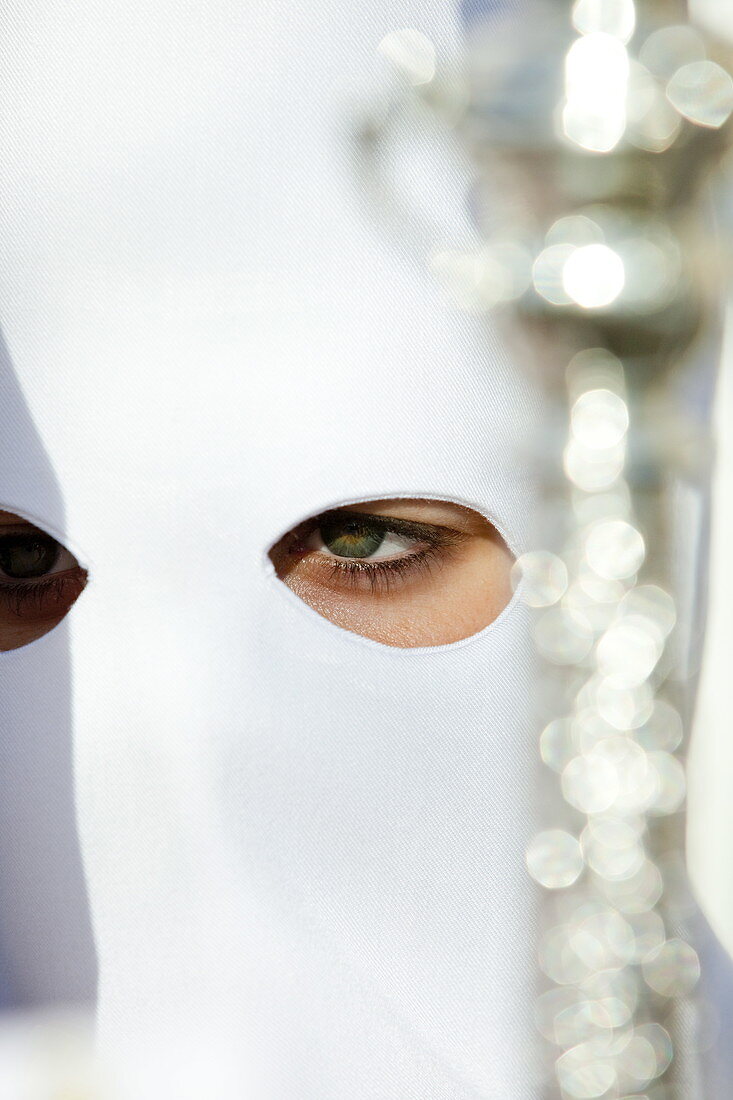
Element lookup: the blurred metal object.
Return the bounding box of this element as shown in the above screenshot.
[363,2,733,1096]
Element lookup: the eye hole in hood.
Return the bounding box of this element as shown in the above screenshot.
[268,497,514,648]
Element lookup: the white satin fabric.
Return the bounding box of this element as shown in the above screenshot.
[0,2,542,1096]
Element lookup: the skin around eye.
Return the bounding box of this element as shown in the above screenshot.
[269,498,514,647]
[0,511,88,652]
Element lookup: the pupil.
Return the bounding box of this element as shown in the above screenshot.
[320,519,385,559]
[0,534,60,578]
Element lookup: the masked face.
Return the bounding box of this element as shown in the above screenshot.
[0,1,543,1096]
[0,497,511,653]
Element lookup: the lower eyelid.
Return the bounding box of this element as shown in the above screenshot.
[0,568,87,617]
[310,543,451,593]
[0,563,81,585]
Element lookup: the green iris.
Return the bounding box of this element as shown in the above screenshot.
[320,518,385,559]
[0,534,60,579]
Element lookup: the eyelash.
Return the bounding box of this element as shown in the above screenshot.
[292,515,465,594]
[0,570,86,617]
[322,544,448,593]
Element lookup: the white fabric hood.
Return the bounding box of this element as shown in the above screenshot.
[0,1,542,1095]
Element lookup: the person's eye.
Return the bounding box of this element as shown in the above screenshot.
[308,516,426,563]
[286,509,465,594]
[0,531,76,579]
[269,499,515,648]
[0,517,88,651]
